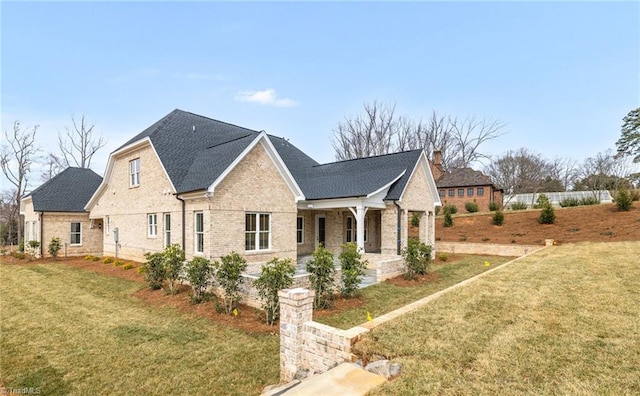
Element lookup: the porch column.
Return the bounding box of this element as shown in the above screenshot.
[355,205,366,252]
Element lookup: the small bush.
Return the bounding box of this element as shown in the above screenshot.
[163,244,185,295]
[122,263,134,270]
[307,245,335,309]
[580,196,599,206]
[559,197,579,207]
[401,238,432,280]
[492,210,505,226]
[510,201,528,210]
[103,257,114,264]
[534,193,550,209]
[339,242,367,298]
[410,212,420,227]
[18,239,24,253]
[438,253,449,262]
[615,188,633,211]
[253,257,295,325]
[443,204,458,215]
[143,252,166,290]
[185,256,214,304]
[435,206,441,215]
[489,201,500,211]
[465,201,479,213]
[213,252,247,313]
[539,203,556,224]
[47,237,62,259]
[91,256,100,262]
[137,266,146,274]
[113,260,124,266]
[84,255,95,260]
[12,252,26,260]
[443,212,453,227]
[631,189,640,201]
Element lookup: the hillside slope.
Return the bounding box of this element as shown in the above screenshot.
[435,203,640,245]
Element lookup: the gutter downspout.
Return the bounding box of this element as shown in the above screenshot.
[394,201,402,255]
[176,195,186,251]
[39,212,44,257]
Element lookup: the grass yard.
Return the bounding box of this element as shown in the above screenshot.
[354,241,640,395]
[0,263,279,395]
[314,254,514,329]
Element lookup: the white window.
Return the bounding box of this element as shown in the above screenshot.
[130,158,140,187]
[70,222,82,245]
[245,213,270,251]
[32,221,37,242]
[364,217,369,243]
[105,216,110,235]
[164,213,171,248]
[296,216,304,244]
[148,214,158,237]
[25,221,30,242]
[194,212,204,254]
[346,217,354,243]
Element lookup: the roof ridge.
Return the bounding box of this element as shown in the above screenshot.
[175,109,262,135]
[204,133,257,150]
[314,149,422,167]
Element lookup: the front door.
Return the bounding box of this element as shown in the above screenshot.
[315,215,326,247]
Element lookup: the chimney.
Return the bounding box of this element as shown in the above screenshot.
[433,150,442,166]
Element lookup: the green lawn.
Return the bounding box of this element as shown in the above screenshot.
[315,254,514,329]
[354,241,640,395]
[0,263,279,395]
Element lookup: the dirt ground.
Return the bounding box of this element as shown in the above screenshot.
[435,203,640,245]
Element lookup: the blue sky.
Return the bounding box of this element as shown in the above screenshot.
[2,1,639,187]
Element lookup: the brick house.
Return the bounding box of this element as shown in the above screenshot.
[20,167,104,257]
[430,150,503,213]
[22,110,441,265]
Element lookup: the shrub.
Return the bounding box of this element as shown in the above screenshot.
[559,197,579,207]
[12,251,26,260]
[410,212,420,227]
[492,210,505,226]
[18,239,24,253]
[534,193,550,209]
[510,201,528,210]
[489,201,500,211]
[163,244,185,295]
[339,242,367,298]
[306,245,335,309]
[443,204,458,215]
[84,255,95,260]
[113,260,124,266]
[615,188,633,211]
[539,203,556,224]
[580,196,599,206]
[122,263,134,270]
[91,256,100,261]
[253,257,295,325]
[47,237,62,259]
[435,206,441,215]
[103,257,114,264]
[213,252,247,313]
[185,256,214,304]
[465,201,479,213]
[401,238,432,280]
[438,253,449,262]
[443,212,453,227]
[143,252,166,290]
[631,189,640,201]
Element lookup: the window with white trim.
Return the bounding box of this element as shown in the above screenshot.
[32,221,37,241]
[25,221,30,241]
[148,214,158,237]
[364,217,369,243]
[130,158,140,187]
[195,212,204,254]
[296,216,304,244]
[164,213,171,248]
[346,217,354,243]
[105,216,110,235]
[245,213,270,251]
[70,222,82,245]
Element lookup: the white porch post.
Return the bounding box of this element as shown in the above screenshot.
[349,204,367,252]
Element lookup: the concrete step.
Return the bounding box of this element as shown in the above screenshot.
[278,363,386,396]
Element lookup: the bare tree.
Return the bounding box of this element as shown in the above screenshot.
[331,102,505,169]
[575,150,633,196]
[58,114,107,168]
[1,121,39,245]
[484,148,549,205]
[40,153,66,182]
[547,157,580,191]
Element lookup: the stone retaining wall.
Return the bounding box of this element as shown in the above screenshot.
[435,241,542,257]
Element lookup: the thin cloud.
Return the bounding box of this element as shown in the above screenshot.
[234,89,298,107]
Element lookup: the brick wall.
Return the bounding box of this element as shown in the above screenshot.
[439,184,499,213]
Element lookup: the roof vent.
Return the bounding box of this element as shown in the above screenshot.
[192,125,196,132]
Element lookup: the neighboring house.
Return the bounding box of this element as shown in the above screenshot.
[84,109,440,264]
[20,167,103,257]
[431,151,503,212]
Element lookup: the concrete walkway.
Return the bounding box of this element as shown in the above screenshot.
[280,363,386,396]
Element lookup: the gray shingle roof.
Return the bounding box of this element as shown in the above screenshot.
[118,109,423,200]
[436,168,495,188]
[28,167,102,212]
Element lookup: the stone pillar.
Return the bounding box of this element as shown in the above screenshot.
[279,287,315,383]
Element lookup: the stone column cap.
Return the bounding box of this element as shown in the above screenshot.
[278,287,315,300]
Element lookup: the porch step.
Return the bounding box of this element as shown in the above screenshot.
[359,269,377,289]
